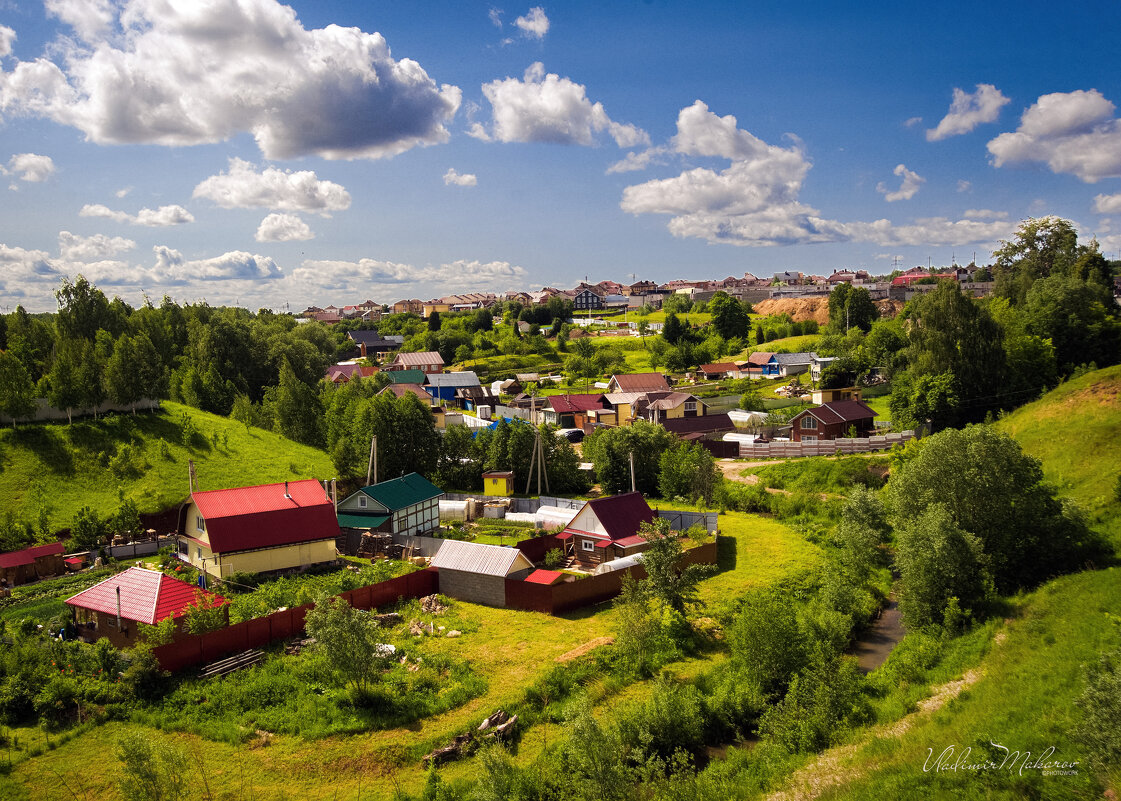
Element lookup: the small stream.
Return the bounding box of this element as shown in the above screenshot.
[849,595,906,673]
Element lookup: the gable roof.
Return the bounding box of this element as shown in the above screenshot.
[573,492,656,541]
[698,363,737,373]
[746,351,775,366]
[65,566,225,625]
[426,371,481,388]
[347,331,401,348]
[191,479,338,553]
[357,472,443,512]
[0,541,65,569]
[771,352,815,365]
[645,391,700,411]
[388,369,427,384]
[392,351,444,367]
[610,373,671,393]
[547,394,605,413]
[798,400,878,425]
[379,383,431,402]
[430,540,532,576]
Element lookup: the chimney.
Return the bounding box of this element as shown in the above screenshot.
[284,480,291,500]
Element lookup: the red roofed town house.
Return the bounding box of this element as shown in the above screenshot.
[0,542,66,586]
[557,492,657,568]
[66,566,227,649]
[789,400,878,442]
[176,479,340,580]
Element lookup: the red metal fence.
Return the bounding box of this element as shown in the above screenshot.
[152,568,439,672]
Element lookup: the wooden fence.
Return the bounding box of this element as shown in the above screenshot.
[739,431,914,459]
[151,568,439,672]
[504,540,718,614]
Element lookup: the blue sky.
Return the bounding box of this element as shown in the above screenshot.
[2,0,1120,312]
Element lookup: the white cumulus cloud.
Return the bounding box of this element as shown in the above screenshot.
[152,246,282,283]
[294,257,525,291]
[80,203,194,226]
[621,100,1012,248]
[877,164,925,202]
[514,7,550,39]
[0,0,461,160]
[57,230,136,260]
[193,158,351,215]
[256,213,313,242]
[474,62,648,148]
[443,168,477,187]
[0,25,14,58]
[5,153,56,182]
[1092,193,1121,214]
[987,89,1121,182]
[926,84,1010,141]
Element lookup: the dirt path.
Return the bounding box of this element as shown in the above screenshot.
[556,636,614,662]
[764,667,986,801]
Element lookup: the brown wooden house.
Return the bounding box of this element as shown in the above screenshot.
[0,542,66,587]
[790,400,878,442]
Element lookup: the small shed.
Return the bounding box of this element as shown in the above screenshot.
[483,471,515,497]
[0,542,66,586]
[430,540,534,607]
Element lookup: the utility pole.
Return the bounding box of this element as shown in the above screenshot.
[629,451,636,493]
[188,460,197,493]
[366,436,377,485]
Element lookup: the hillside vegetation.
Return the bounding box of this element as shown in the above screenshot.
[996,364,1121,547]
[0,400,335,533]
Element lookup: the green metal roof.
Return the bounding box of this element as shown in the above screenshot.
[389,369,427,384]
[337,513,390,529]
[359,472,443,511]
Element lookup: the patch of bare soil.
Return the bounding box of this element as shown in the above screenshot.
[765,669,984,801]
[556,636,614,662]
[753,297,903,325]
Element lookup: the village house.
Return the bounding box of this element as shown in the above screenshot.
[0,542,66,587]
[324,363,378,384]
[790,400,878,442]
[556,492,657,568]
[607,372,671,394]
[573,284,606,312]
[543,394,607,428]
[392,299,424,315]
[66,566,227,649]
[660,412,735,440]
[387,351,444,375]
[346,330,403,358]
[697,362,739,381]
[422,370,481,403]
[335,473,443,537]
[637,391,706,423]
[378,383,448,428]
[176,479,340,579]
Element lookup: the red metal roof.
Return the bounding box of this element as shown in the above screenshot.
[800,400,878,425]
[524,569,564,585]
[191,479,339,554]
[65,567,225,625]
[583,492,656,541]
[555,531,574,540]
[613,534,648,548]
[593,539,613,548]
[610,373,670,393]
[0,541,65,569]
[547,394,605,414]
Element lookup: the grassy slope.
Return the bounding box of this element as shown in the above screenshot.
[8,511,820,800]
[0,401,335,531]
[995,364,1121,546]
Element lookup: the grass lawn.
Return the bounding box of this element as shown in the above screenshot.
[638,310,714,326]
[7,511,819,801]
[0,401,334,531]
[740,333,822,356]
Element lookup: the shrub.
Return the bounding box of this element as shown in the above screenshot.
[543,548,563,570]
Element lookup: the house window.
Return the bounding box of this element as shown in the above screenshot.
[196,516,206,532]
[801,417,818,430]
[358,496,367,509]
[196,547,202,560]
[581,540,595,552]
[684,401,697,413]
[178,540,188,556]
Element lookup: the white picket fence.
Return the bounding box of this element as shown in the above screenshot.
[739,431,914,459]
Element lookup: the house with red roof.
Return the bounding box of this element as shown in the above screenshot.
[543,393,608,428]
[607,372,671,394]
[0,542,66,586]
[176,479,339,580]
[66,566,227,648]
[790,400,878,442]
[556,492,657,568]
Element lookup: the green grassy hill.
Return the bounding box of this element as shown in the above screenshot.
[996,364,1121,547]
[0,401,335,532]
